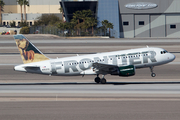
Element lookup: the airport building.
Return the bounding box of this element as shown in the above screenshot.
[2,0,180,38]
[2,0,62,27]
[118,0,180,38]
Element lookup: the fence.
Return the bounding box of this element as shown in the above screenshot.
[29,26,117,38]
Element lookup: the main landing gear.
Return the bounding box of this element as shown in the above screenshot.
[94,74,107,84]
[150,66,156,77]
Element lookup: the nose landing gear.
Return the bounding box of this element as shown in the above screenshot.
[150,66,156,77]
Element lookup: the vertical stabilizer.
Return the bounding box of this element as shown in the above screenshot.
[13,34,50,64]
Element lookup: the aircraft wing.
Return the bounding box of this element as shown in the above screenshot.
[92,62,118,74]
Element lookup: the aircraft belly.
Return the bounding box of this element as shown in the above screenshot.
[56,72,81,76]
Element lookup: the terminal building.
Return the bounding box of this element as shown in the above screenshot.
[2,0,61,27]
[2,0,180,38]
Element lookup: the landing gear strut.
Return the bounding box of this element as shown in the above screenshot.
[150,66,156,77]
[94,74,107,84]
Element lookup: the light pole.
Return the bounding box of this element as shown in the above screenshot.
[23,0,24,21]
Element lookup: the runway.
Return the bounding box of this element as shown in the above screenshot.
[1,101,180,120]
[0,35,180,120]
[1,35,180,53]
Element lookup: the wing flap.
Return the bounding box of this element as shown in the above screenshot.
[92,63,118,74]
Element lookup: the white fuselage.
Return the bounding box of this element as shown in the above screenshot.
[14,47,175,76]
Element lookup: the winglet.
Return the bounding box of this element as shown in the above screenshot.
[13,34,50,64]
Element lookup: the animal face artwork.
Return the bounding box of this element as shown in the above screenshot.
[15,36,49,64]
[16,38,29,50]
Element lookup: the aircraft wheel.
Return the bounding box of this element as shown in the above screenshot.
[94,77,101,83]
[100,78,106,84]
[151,73,156,77]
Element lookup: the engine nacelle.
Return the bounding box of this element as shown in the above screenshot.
[111,65,135,76]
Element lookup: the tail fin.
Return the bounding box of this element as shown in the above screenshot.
[14,34,50,64]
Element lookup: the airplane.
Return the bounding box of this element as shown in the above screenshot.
[13,34,176,84]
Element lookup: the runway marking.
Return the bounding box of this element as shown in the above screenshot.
[168,62,180,64]
[0,64,18,66]
[0,97,180,102]
[1,39,180,43]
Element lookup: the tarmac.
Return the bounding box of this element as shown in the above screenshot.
[0,34,180,120]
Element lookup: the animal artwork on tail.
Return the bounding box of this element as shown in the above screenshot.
[14,35,49,64]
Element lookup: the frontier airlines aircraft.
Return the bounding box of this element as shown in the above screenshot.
[14,34,175,84]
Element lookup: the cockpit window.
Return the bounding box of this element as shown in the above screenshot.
[161,50,168,54]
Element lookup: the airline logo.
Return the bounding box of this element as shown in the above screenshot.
[125,2,158,10]
[53,51,157,73]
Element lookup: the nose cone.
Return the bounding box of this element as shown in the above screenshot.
[168,53,176,62]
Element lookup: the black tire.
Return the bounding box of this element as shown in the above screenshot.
[151,73,156,77]
[100,78,106,84]
[94,77,100,83]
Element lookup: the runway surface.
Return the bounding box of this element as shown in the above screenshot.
[0,35,180,120]
[1,101,180,120]
[1,35,180,53]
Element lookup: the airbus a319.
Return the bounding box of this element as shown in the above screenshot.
[14,34,175,84]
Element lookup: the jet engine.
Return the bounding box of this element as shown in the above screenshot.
[111,65,135,76]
